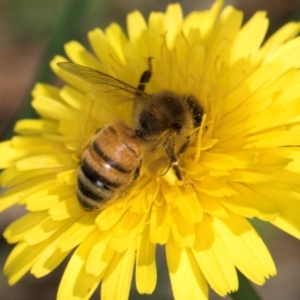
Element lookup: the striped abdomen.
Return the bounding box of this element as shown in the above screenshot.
[77,123,142,211]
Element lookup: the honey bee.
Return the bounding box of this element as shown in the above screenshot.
[57,59,204,211]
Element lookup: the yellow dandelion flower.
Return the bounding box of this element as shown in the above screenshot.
[1,0,300,299]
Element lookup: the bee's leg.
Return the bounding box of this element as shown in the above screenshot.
[172,154,183,181]
[172,136,193,185]
[177,136,190,155]
[137,57,153,92]
[172,157,193,187]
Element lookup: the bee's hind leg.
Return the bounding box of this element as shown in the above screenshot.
[136,57,153,93]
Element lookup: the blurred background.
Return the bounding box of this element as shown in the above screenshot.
[1,0,300,299]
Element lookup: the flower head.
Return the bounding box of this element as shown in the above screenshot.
[1,0,300,299]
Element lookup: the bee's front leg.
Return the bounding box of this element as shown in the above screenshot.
[172,136,193,186]
[171,154,183,181]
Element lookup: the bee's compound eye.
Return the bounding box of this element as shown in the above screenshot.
[172,122,182,132]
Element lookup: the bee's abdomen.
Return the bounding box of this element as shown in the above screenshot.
[77,124,141,211]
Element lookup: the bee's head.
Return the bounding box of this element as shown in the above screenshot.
[135,91,188,140]
[136,111,166,140]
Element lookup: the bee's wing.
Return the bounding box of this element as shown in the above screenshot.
[57,62,148,98]
[143,133,175,177]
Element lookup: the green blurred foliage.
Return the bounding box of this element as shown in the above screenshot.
[1,0,65,43]
[0,0,122,47]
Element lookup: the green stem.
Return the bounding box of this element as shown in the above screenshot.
[2,0,89,140]
[230,271,262,300]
